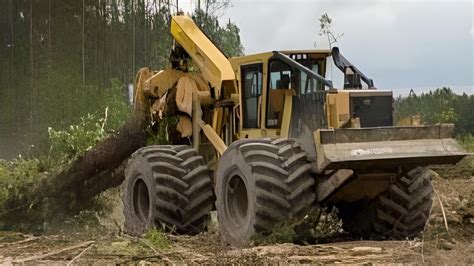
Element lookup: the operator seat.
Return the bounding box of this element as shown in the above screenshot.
[268,74,290,126]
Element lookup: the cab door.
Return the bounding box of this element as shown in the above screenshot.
[240,63,263,137]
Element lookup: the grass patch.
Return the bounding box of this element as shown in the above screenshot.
[311,207,344,240]
[457,134,474,152]
[251,208,343,246]
[143,228,170,250]
[430,155,473,180]
[0,157,50,230]
[430,134,473,179]
[251,221,297,246]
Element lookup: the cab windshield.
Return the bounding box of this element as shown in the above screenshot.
[271,52,333,94]
[266,52,332,128]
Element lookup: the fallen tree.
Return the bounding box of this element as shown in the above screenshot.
[1,110,147,227]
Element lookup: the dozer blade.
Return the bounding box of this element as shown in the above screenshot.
[313,124,469,173]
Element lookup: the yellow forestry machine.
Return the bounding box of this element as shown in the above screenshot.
[122,14,467,247]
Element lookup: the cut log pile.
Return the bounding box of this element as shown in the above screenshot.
[144,69,210,139]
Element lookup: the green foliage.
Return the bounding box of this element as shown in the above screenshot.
[48,113,109,161]
[0,157,48,221]
[193,9,244,57]
[394,87,474,136]
[143,228,170,250]
[251,220,296,245]
[457,134,474,152]
[311,207,343,239]
[146,116,179,145]
[98,79,133,130]
[251,208,343,245]
[46,79,131,161]
[318,12,343,48]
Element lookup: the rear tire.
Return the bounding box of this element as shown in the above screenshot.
[123,145,215,236]
[339,167,434,239]
[216,138,315,247]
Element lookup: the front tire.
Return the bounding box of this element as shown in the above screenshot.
[122,145,215,236]
[216,139,316,247]
[339,167,434,239]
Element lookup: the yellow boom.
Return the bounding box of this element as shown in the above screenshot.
[171,15,236,98]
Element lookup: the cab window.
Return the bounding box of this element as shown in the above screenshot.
[300,63,324,94]
[266,60,292,128]
[241,64,262,129]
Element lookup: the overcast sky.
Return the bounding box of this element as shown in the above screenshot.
[181,0,473,95]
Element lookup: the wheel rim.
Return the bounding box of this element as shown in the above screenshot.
[132,176,150,223]
[226,175,249,225]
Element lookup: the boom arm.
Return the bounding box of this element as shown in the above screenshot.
[332,47,374,88]
[170,15,236,98]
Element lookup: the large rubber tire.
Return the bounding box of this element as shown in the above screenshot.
[216,138,316,247]
[339,167,434,239]
[123,145,215,236]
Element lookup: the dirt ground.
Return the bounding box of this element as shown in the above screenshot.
[1,158,473,264]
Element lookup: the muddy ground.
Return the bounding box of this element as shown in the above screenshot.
[1,157,473,264]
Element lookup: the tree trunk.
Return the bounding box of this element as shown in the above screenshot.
[29,0,34,130]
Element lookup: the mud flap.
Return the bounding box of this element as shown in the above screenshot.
[313,124,468,173]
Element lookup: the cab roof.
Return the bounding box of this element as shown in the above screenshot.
[229,49,332,63]
[279,49,332,55]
